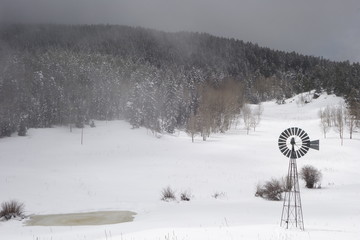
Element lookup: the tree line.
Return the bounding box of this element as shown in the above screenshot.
[0,24,359,138]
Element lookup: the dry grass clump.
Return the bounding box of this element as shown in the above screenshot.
[0,200,25,220]
[161,186,176,201]
[180,190,192,201]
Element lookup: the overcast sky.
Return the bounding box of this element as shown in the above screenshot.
[1,0,359,63]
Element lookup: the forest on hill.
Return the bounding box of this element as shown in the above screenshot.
[0,24,359,138]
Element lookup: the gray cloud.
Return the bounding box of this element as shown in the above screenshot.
[1,0,359,62]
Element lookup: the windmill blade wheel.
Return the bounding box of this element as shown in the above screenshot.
[278,127,312,159]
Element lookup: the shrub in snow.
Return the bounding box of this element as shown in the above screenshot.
[75,115,85,128]
[75,121,84,128]
[17,121,27,136]
[0,200,25,220]
[180,190,192,201]
[255,178,284,201]
[275,96,286,105]
[300,165,322,189]
[212,191,226,199]
[90,120,96,128]
[161,186,176,201]
[0,120,15,137]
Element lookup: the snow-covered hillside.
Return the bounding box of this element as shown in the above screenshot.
[0,93,359,240]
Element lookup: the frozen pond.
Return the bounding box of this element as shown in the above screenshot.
[25,211,136,226]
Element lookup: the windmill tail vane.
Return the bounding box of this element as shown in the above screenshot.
[308,140,319,150]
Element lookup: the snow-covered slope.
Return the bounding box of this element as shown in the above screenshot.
[0,92,359,240]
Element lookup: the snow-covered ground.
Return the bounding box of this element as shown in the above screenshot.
[1,92,359,240]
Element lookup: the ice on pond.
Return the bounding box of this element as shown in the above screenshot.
[25,211,136,226]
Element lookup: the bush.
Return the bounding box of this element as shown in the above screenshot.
[212,191,226,199]
[17,121,27,136]
[161,186,176,201]
[255,178,284,201]
[180,191,192,201]
[90,120,96,128]
[300,165,322,189]
[0,200,25,220]
[75,121,84,128]
[0,121,16,137]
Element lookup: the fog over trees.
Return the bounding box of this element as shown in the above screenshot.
[0,24,359,138]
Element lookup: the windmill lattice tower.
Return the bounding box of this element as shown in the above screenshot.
[278,127,319,230]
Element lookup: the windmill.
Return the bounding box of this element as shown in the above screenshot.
[278,127,319,230]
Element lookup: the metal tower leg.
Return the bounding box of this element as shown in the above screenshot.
[280,157,304,230]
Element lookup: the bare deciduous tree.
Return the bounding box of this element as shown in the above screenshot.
[186,111,199,143]
[197,85,214,141]
[345,108,357,139]
[252,103,263,131]
[242,104,252,134]
[334,104,345,145]
[318,108,330,138]
[194,80,244,141]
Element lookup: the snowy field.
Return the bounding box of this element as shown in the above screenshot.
[1,93,359,240]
